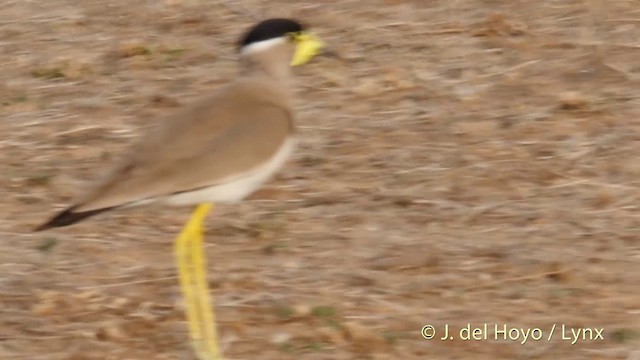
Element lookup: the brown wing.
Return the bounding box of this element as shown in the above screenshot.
[35,78,292,230]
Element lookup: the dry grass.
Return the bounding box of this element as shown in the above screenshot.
[1,0,639,359]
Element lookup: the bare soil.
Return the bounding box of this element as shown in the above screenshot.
[1,0,639,359]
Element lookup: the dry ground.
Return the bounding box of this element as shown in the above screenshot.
[1,0,639,359]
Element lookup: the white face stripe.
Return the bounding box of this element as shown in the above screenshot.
[240,37,288,56]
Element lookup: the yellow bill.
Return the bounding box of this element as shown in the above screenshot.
[290,32,325,66]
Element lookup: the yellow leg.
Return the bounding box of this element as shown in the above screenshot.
[174,203,221,360]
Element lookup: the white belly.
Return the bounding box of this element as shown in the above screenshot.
[164,138,295,205]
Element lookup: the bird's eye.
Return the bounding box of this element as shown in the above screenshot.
[287,31,302,42]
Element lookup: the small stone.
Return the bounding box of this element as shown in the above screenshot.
[342,321,387,352]
[351,78,379,98]
[318,326,346,344]
[73,290,101,300]
[31,301,57,316]
[95,321,127,341]
[558,91,589,110]
[270,332,292,345]
[292,304,312,317]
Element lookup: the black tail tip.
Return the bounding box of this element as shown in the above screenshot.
[34,206,109,232]
[34,222,55,232]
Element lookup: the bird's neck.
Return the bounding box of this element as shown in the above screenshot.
[239,42,294,87]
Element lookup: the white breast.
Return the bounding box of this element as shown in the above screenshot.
[164,138,295,205]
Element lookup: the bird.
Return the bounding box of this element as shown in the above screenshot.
[36,18,323,231]
[34,18,325,360]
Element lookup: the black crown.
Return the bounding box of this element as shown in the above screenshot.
[239,18,305,49]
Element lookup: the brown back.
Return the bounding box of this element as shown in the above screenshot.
[74,76,294,211]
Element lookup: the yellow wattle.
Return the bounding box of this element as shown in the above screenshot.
[291,32,325,66]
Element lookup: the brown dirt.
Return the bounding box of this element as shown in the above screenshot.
[1,0,639,359]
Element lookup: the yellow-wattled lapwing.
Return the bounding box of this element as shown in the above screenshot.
[36,18,325,360]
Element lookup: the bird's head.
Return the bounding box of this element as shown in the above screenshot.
[238,18,324,67]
